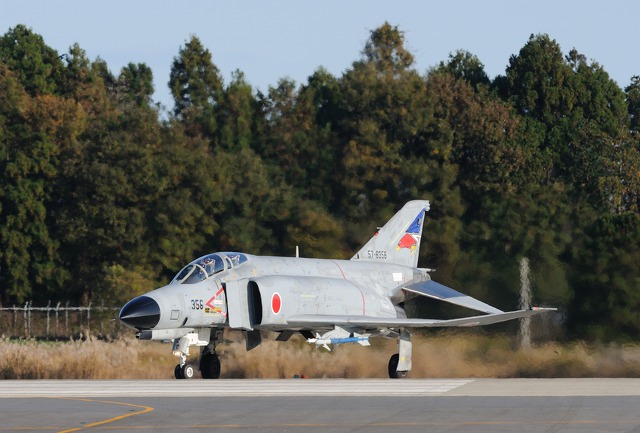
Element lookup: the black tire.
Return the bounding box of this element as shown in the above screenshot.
[200,353,221,379]
[174,364,184,379]
[388,353,408,379]
[182,363,195,379]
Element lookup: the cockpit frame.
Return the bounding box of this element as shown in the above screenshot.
[171,252,248,285]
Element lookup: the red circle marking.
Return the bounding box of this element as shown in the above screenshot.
[271,292,282,315]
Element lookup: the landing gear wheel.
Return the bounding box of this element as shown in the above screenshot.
[388,353,408,379]
[174,364,184,379]
[200,353,221,379]
[181,363,195,379]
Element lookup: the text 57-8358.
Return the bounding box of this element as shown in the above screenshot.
[367,250,387,259]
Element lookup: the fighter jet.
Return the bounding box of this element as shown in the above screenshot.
[119,200,555,379]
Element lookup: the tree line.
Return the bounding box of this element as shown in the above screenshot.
[1,23,638,340]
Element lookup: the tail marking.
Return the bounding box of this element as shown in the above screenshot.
[396,209,425,253]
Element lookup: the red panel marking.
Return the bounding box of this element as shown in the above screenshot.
[331,260,346,279]
[205,286,227,317]
[271,292,282,315]
[397,233,418,250]
[331,260,366,315]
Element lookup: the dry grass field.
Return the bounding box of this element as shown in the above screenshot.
[1,331,639,379]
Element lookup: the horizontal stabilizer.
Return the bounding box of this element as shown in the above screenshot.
[287,308,556,329]
[403,280,503,314]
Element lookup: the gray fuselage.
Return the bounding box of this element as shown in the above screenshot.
[142,253,427,333]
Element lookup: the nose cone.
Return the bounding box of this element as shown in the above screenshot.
[119,296,160,329]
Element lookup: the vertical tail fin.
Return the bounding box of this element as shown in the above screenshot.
[351,200,430,268]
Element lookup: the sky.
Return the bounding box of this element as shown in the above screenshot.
[2,0,639,114]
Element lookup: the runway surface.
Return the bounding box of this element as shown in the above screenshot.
[1,379,639,432]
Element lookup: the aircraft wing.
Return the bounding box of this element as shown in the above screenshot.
[287,308,556,329]
[403,280,503,314]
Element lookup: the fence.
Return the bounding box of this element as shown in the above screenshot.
[0,301,126,339]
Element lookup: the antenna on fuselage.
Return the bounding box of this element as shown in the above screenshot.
[296,245,300,258]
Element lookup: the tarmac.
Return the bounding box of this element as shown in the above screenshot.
[1,379,639,432]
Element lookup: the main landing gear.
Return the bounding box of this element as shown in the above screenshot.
[388,328,412,379]
[199,348,221,379]
[172,329,222,379]
[388,354,408,378]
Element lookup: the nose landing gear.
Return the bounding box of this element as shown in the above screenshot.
[172,328,222,379]
[175,363,195,379]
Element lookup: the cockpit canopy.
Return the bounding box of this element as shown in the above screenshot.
[171,252,248,285]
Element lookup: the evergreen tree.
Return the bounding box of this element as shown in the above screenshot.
[435,50,490,91]
[361,22,414,74]
[255,78,339,208]
[0,65,84,303]
[169,35,223,139]
[118,62,155,108]
[496,34,572,126]
[570,213,640,340]
[1,23,638,339]
[0,25,65,96]
[626,76,640,133]
[339,22,429,222]
[217,70,256,151]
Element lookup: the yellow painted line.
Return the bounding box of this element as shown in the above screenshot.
[54,398,153,433]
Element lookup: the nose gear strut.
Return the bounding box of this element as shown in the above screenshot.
[172,328,222,379]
